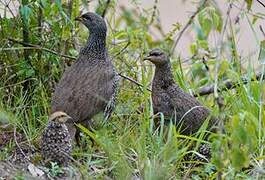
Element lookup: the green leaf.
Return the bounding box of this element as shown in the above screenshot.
[55,0,63,12]
[212,11,223,32]
[218,60,229,77]
[231,147,249,170]
[202,18,212,37]
[54,0,71,25]
[226,69,240,81]
[20,5,32,25]
[114,30,128,39]
[197,39,209,50]
[258,40,265,64]
[197,77,209,87]
[198,6,223,37]
[245,0,253,10]
[190,43,197,55]
[198,8,212,38]
[25,68,35,78]
[252,16,258,24]
[69,48,78,57]
[40,0,48,8]
[72,0,80,20]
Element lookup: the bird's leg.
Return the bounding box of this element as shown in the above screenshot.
[75,128,82,147]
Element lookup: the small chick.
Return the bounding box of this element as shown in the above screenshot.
[41,111,72,166]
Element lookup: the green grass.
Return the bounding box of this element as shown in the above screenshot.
[0,0,265,179]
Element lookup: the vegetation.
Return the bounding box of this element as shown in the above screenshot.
[0,0,265,179]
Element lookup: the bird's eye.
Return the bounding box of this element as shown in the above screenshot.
[82,15,92,21]
[150,51,162,56]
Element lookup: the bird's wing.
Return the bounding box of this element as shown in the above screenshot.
[51,59,116,122]
[166,84,210,134]
[103,72,120,121]
[152,89,175,117]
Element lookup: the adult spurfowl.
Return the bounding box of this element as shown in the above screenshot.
[144,48,218,162]
[51,12,119,138]
[41,111,72,165]
[144,48,217,134]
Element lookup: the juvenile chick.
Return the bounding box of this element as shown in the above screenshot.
[41,111,72,166]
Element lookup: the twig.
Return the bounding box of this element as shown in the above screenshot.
[13,127,30,162]
[170,0,208,55]
[149,0,158,25]
[37,2,43,61]
[101,0,111,18]
[0,78,37,90]
[111,39,129,45]
[260,25,265,38]
[231,3,265,19]
[256,0,265,8]
[213,2,233,100]
[118,73,151,92]
[112,41,130,59]
[194,72,264,97]
[0,47,42,51]
[8,38,76,60]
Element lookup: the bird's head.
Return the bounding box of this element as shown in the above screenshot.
[75,12,107,34]
[144,48,169,66]
[49,111,73,124]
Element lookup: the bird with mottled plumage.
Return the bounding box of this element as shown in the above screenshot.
[144,48,217,135]
[144,48,218,162]
[41,111,72,165]
[51,12,119,139]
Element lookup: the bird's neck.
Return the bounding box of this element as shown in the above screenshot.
[81,31,107,57]
[153,63,175,89]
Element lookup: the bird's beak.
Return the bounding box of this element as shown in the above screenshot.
[143,55,160,64]
[65,116,73,123]
[74,16,83,22]
[65,115,74,123]
[143,55,152,61]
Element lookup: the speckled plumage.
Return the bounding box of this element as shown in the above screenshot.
[10,144,36,165]
[145,48,217,135]
[41,111,72,165]
[51,12,119,137]
[196,144,211,162]
[184,143,212,163]
[145,49,218,162]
